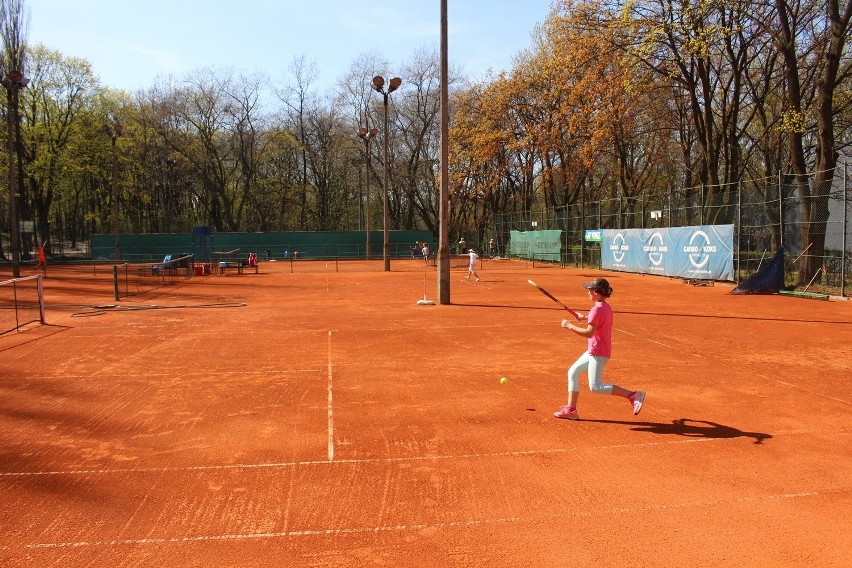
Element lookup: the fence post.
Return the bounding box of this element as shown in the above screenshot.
[736,180,741,282]
[779,170,784,249]
[581,193,586,269]
[843,161,848,297]
[668,186,672,227]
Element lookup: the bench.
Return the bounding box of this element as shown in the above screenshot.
[217,261,258,274]
[217,252,259,275]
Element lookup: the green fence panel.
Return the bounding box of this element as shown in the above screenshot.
[92,231,434,262]
[510,230,562,261]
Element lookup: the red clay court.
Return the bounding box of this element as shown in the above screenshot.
[1,259,850,567]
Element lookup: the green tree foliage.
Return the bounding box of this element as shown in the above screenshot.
[1,0,849,265]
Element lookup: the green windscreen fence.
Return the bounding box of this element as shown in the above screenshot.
[91,230,434,262]
[510,230,562,261]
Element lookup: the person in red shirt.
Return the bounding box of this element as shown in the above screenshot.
[35,242,47,270]
[554,277,645,421]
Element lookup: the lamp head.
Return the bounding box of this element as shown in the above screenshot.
[358,127,368,138]
[2,69,28,89]
[371,76,385,92]
[388,77,402,92]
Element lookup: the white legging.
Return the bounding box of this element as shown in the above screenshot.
[567,351,614,394]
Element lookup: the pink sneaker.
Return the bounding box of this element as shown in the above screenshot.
[630,391,645,415]
[553,405,579,420]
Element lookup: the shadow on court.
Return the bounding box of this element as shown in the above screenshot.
[580,417,772,445]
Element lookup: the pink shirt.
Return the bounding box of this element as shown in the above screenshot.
[586,301,612,358]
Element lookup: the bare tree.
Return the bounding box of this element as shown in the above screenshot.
[762,0,852,282]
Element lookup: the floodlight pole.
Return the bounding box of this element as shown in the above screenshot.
[105,123,124,261]
[358,126,378,259]
[371,75,401,272]
[438,0,451,304]
[3,70,28,278]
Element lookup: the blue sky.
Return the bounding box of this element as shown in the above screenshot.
[25,0,555,92]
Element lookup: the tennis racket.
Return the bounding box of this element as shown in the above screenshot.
[528,279,582,319]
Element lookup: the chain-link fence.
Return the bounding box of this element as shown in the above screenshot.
[495,164,851,297]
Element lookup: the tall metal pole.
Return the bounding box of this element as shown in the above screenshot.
[107,123,124,261]
[3,71,27,278]
[381,98,391,271]
[112,135,120,261]
[371,76,401,272]
[5,84,19,277]
[438,0,451,303]
[358,127,377,259]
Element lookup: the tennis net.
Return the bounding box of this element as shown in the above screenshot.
[0,275,46,334]
[113,253,195,300]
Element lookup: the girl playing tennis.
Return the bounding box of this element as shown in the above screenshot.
[554,277,645,420]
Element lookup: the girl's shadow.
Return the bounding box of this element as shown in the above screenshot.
[583,417,771,445]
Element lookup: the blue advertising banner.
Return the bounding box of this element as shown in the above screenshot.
[601,225,734,281]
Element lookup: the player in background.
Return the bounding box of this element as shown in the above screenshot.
[465,247,480,281]
[35,242,47,271]
[554,277,645,420]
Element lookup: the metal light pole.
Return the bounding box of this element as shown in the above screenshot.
[104,123,124,261]
[357,126,378,259]
[371,75,401,272]
[438,0,451,303]
[2,69,28,278]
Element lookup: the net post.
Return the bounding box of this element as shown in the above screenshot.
[113,264,119,301]
[37,274,45,324]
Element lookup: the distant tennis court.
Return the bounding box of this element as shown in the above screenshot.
[1,259,850,567]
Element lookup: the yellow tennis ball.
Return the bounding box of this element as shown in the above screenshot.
[500,377,508,385]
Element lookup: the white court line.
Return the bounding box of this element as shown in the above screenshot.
[0,436,759,478]
[7,428,849,479]
[327,330,334,461]
[617,327,704,357]
[20,369,324,380]
[617,328,852,405]
[758,375,851,405]
[11,489,839,551]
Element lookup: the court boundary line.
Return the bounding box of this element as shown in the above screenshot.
[7,489,840,552]
[10,430,852,478]
[617,327,852,406]
[327,330,334,461]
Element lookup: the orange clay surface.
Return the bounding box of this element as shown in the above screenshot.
[1,259,851,567]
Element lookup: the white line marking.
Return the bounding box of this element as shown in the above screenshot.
[617,328,703,357]
[756,375,851,405]
[327,330,334,461]
[0,437,737,477]
[12,490,839,551]
[618,328,851,403]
